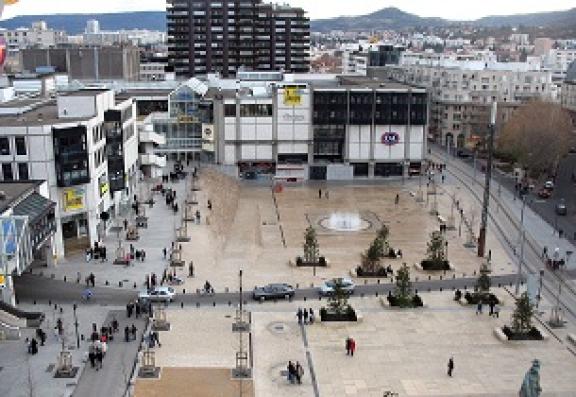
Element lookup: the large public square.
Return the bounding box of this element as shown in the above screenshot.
[2,161,576,397]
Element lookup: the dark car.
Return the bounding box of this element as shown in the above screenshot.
[556,199,567,216]
[537,188,551,199]
[252,283,295,300]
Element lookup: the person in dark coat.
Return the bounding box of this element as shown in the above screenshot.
[124,326,130,342]
[447,357,454,377]
[296,308,303,324]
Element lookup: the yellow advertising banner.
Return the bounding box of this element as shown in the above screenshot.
[0,274,5,288]
[63,188,85,212]
[283,86,301,106]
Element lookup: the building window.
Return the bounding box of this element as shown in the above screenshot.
[15,137,26,155]
[18,163,28,180]
[2,163,13,181]
[224,104,236,117]
[0,137,9,155]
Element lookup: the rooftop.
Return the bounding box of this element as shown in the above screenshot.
[0,102,88,126]
[0,181,43,215]
[63,89,110,97]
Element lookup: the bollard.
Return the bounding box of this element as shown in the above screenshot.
[498,283,501,288]
[361,293,365,298]
[463,273,466,277]
[453,274,456,279]
[428,275,431,280]
[440,287,443,292]
[228,301,232,306]
[213,301,216,307]
[443,270,447,276]
[377,279,380,284]
[49,300,52,306]
[64,276,67,282]
[296,283,299,289]
[415,277,419,282]
[440,275,443,280]
[54,304,57,310]
[318,296,321,301]
[364,280,367,285]
[106,280,109,286]
[452,286,455,290]
[133,282,137,289]
[464,285,467,290]
[415,289,418,294]
[473,270,476,276]
[76,278,80,284]
[119,281,123,287]
[375,292,379,297]
[196,302,200,308]
[60,307,63,314]
[509,282,512,287]
[310,283,314,288]
[427,287,431,292]
[183,289,186,295]
[33,300,36,305]
[81,334,85,341]
[180,302,184,308]
[303,297,307,302]
[225,287,229,293]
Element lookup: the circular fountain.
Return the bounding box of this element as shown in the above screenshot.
[319,212,370,232]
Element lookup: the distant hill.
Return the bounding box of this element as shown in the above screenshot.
[0,11,166,34]
[311,7,450,32]
[0,7,575,35]
[311,6,576,32]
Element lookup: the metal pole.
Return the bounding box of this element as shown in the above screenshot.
[515,229,525,295]
[517,195,526,253]
[477,102,497,258]
[73,303,80,349]
[536,270,544,309]
[473,150,477,181]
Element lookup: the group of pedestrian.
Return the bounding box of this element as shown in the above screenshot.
[126,300,145,318]
[317,189,329,200]
[124,324,138,342]
[475,301,500,318]
[25,336,39,355]
[85,243,107,262]
[148,331,162,348]
[145,273,158,291]
[287,361,304,384]
[296,308,314,325]
[345,337,356,356]
[85,273,96,287]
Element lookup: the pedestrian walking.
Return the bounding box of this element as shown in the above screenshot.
[287,361,296,383]
[101,246,107,262]
[447,357,454,377]
[476,301,483,315]
[88,343,96,368]
[189,261,194,277]
[141,250,146,262]
[442,174,446,183]
[345,337,351,355]
[489,301,495,316]
[163,247,167,259]
[559,229,564,239]
[295,361,304,384]
[395,194,399,205]
[493,304,500,318]
[124,326,130,342]
[349,338,356,356]
[318,189,322,199]
[135,303,141,318]
[131,324,137,340]
[126,302,133,318]
[89,273,95,287]
[296,308,303,324]
[30,338,38,355]
[123,218,128,230]
[153,331,162,347]
[95,344,103,370]
[309,308,314,324]
[303,309,309,324]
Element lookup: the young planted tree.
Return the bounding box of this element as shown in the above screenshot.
[377,225,391,257]
[362,237,383,273]
[512,292,534,334]
[476,262,491,293]
[394,263,413,307]
[327,279,350,314]
[303,226,319,264]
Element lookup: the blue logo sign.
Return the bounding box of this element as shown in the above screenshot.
[381,132,400,146]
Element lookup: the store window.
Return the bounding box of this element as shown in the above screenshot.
[15,137,26,155]
[0,137,9,155]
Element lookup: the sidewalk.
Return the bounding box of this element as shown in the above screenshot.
[73,310,147,397]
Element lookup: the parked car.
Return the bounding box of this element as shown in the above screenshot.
[456,150,472,159]
[252,283,295,300]
[319,278,355,296]
[138,286,176,303]
[537,188,552,199]
[556,199,567,216]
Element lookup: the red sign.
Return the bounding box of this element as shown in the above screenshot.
[381,132,400,146]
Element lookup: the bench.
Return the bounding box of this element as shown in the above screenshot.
[567,333,576,346]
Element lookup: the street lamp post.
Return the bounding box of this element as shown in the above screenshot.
[73,303,80,349]
[536,270,544,309]
[515,229,526,295]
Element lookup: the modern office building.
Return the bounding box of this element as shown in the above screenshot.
[562,61,576,115]
[141,72,427,180]
[166,0,310,78]
[0,89,139,258]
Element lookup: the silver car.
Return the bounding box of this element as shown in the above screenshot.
[138,286,176,303]
[252,283,295,300]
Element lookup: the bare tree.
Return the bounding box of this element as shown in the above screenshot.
[497,100,574,176]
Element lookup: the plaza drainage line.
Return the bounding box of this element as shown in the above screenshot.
[271,191,287,248]
[300,324,320,397]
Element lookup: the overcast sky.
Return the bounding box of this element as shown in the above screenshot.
[1,0,575,21]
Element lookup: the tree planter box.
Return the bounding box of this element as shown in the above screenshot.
[353,266,390,278]
[420,260,451,271]
[463,292,500,305]
[381,295,424,308]
[496,325,547,341]
[320,308,358,322]
[295,256,328,267]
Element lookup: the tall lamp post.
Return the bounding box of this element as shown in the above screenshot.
[478,102,497,258]
[73,303,80,349]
